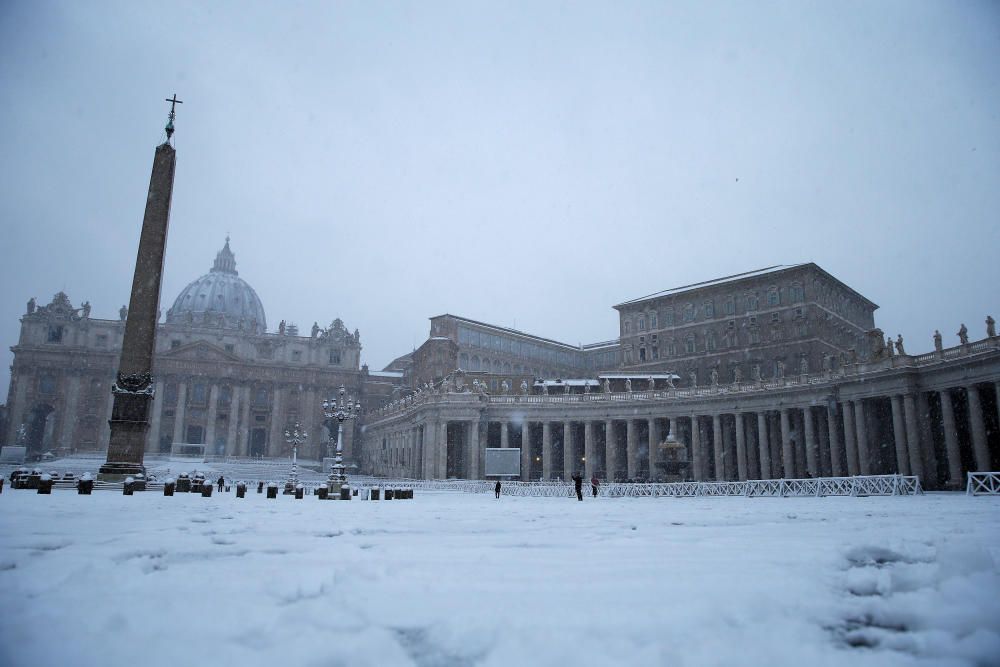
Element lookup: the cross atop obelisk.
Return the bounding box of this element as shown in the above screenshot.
[100,98,180,481]
[165,94,183,141]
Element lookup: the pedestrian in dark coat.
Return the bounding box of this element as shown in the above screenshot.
[591,475,599,497]
[571,473,583,501]
[494,480,502,499]
[217,475,225,492]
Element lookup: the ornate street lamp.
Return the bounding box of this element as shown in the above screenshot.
[283,422,307,488]
[322,385,362,497]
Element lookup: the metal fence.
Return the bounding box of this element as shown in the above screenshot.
[966,472,1000,496]
[365,474,923,498]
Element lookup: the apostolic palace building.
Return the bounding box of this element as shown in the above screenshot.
[4,251,999,490]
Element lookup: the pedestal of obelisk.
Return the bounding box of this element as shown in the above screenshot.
[99,135,177,481]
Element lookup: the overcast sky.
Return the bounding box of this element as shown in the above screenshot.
[1,0,998,403]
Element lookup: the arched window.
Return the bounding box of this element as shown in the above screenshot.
[683,304,695,322]
[704,301,715,318]
[638,316,646,332]
[663,308,675,326]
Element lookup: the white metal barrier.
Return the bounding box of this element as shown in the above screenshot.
[365,474,923,498]
[966,472,1000,496]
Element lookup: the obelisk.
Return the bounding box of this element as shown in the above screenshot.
[99,96,181,480]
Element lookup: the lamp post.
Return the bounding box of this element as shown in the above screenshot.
[322,385,362,497]
[283,422,307,488]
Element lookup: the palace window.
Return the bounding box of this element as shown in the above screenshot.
[683,304,695,322]
[685,335,696,354]
[652,346,659,360]
[704,301,715,318]
[706,331,717,351]
[638,316,646,332]
[724,298,735,316]
[746,294,759,311]
[667,339,676,356]
[663,308,675,326]
[767,288,780,306]
[790,284,804,302]
[649,312,658,329]
[639,347,647,362]
[39,374,56,395]
[329,349,341,365]
[749,328,761,344]
[47,325,64,343]
[623,319,631,334]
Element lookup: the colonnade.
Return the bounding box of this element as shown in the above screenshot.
[364,379,1000,488]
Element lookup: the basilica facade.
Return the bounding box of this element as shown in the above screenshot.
[3,240,398,462]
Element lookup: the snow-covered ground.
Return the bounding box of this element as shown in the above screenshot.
[1,490,998,667]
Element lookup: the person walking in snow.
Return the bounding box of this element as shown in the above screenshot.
[494,480,502,499]
[217,475,225,492]
[572,473,584,501]
[591,475,599,498]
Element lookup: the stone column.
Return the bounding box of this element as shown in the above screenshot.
[691,416,703,481]
[226,386,240,457]
[605,420,617,481]
[171,382,187,446]
[780,408,794,478]
[626,419,638,479]
[842,401,858,476]
[816,409,831,477]
[745,415,759,479]
[803,407,818,478]
[756,412,770,480]
[648,418,660,481]
[826,404,843,476]
[584,420,595,481]
[500,421,509,448]
[467,420,480,479]
[239,385,252,456]
[521,421,530,481]
[541,421,553,480]
[853,400,871,475]
[889,395,910,475]
[711,414,723,481]
[735,413,747,481]
[966,385,991,472]
[939,389,963,486]
[437,421,449,479]
[268,387,284,457]
[205,384,220,455]
[146,379,164,454]
[563,421,575,480]
[916,391,936,481]
[59,374,81,452]
[423,421,438,480]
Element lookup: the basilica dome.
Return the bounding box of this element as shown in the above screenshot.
[166,239,267,334]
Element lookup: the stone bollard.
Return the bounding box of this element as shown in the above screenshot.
[26,470,42,490]
[0,478,5,493]
[370,488,380,501]
[37,474,54,495]
[77,473,94,495]
[257,481,264,494]
[295,484,304,500]
[201,482,213,498]
[177,474,191,493]
[266,482,278,499]
[236,482,246,499]
[385,488,394,500]
[340,485,351,500]
[123,477,135,496]
[191,477,203,494]
[317,487,328,500]
[163,477,176,496]
[352,488,358,497]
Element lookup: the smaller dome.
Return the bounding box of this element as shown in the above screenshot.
[166,238,267,334]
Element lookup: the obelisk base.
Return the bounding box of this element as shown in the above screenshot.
[99,391,152,482]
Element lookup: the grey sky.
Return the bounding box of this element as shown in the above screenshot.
[1,0,998,403]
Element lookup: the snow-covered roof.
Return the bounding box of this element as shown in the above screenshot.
[430,314,590,352]
[615,264,808,308]
[598,372,681,380]
[369,371,403,378]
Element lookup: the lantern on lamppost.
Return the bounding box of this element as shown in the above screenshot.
[321,385,362,497]
[283,422,307,488]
